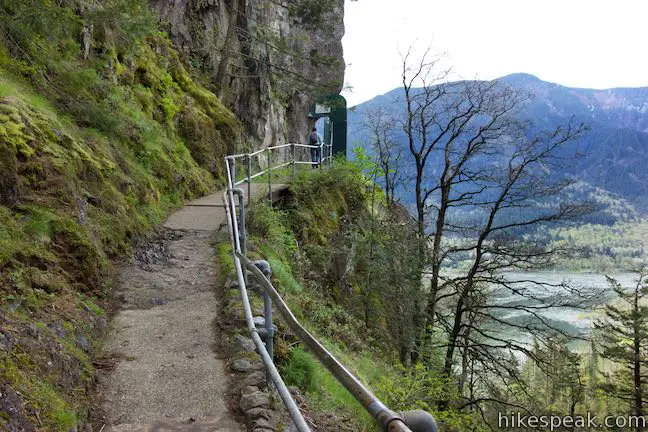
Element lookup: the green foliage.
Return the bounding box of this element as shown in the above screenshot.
[281,347,318,392]
[0,0,241,182]
[267,256,302,294]
[216,242,234,283]
[288,161,369,246]
[1,312,98,430]
[289,0,337,31]
[352,146,379,178]
[306,348,375,431]
[244,164,440,430]
[23,207,56,243]
[377,364,483,431]
[593,273,648,413]
[521,335,585,411]
[545,220,648,271]
[0,0,244,429]
[248,204,298,259]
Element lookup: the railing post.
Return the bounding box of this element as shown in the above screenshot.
[267,149,272,207]
[247,155,252,206]
[231,157,236,185]
[329,122,334,166]
[291,143,296,183]
[317,140,321,170]
[233,189,247,285]
[264,291,274,362]
[222,193,311,432]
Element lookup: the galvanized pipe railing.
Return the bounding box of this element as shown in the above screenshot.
[222,176,311,431]
[225,142,326,204]
[222,147,437,432]
[239,252,422,432]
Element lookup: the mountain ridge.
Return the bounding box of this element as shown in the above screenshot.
[348,73,648,217]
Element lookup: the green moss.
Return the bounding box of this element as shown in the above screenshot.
[216,242,234,283]
[79,295,105,317]
[0,105,33,157]
[278,163,370,248]
[248,204,299,259]
[0,0,245,428]
[1,357,77,430]
[242,164,420,431]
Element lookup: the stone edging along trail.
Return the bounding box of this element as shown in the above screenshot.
[94,184,291,432]
[94,189,243,432]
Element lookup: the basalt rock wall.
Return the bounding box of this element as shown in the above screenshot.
[152,0,345,149]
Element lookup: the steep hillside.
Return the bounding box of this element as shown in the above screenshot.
[501,73,648,132]
[348,74,648,215]
[0,0,256,430]
[238,164,478,431]
[0,0,345,427]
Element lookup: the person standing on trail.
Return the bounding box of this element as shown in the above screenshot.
[308,127,323,168]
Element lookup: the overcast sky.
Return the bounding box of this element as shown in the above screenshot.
[341,0,648,106]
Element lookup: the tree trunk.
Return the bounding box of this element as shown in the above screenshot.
[410,163,426,364]
[458,324,472,396]
[634,287,643,428]
[399,322,412,367]
[424,184,450,342]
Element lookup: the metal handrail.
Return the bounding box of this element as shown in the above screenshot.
[226,142,329,206]
[222,188,310,431]
[222,145,437,432]
[239,252,417,432]
[226,142,320,161]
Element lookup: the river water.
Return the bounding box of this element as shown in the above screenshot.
[492,271,639,335]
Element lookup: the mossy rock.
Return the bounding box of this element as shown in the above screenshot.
[0,131,19,206]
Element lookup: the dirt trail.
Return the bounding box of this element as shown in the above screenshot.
[97,184,284,431]
[96,186,264,432]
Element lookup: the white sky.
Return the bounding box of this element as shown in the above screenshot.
[341,0,648,106]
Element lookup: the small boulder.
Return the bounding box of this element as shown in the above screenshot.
[244,407,272,420]
[252,417,277,431]
[232,358,264,372]
[235,335,256,353]
[240,371,267,388]
[240,391,270,411]
[241,385,260,395]
[76,334,90,352]
[0,332,12,351]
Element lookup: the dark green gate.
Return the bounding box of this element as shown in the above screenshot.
[307,94,347,158]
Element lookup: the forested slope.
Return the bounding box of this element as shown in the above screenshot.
[240,164,481,431]
[235,161,648,432]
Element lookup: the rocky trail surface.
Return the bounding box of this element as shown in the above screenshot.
[95,185,278,432]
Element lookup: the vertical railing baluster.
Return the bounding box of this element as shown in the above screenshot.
[268,149,272,207]
[247,155,252,206]
[292,143,296,182]
[231,157,236,186]
[223,146,436,432]
[264,291,274,362]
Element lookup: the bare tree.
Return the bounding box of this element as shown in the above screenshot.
[438,120,592,373]
[398,46,535,361]
[396,46,596,383]
[362,106,405,208]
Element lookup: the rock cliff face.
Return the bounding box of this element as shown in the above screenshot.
[151,0,345,148]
